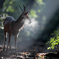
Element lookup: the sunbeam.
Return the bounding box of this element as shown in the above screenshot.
[24,18,39,32]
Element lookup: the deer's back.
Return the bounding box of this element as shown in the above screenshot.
[3,16,16,33]
[3,16,15,26]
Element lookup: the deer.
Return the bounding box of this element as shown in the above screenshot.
[3,5,31,55]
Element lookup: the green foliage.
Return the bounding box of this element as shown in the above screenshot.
[42,16,46,20]
[37,10,41,13]
[3,0,29,19]
[47,29,59,50]
[36,0,45,5]
[29,0,45,18]
[29,9,37,18]
[6,6,14,12]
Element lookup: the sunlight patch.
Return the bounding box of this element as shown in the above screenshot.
[24,18,39,33]
[24,18,38,27]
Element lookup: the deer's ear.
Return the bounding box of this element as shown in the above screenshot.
[23,5,25,11]
[19,5,23,12]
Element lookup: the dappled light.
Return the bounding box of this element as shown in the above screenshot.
[24,18,39,32]
[0,0,59,59]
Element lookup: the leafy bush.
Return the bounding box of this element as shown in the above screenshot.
[46,29,59,50]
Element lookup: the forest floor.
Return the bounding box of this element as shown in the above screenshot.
[0,45,59,59]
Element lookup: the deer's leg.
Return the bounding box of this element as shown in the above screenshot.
[14,36,17,56]
[3,31,7,52]
[9,40,11,51]
[6,33,11,52]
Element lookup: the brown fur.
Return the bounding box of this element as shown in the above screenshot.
[3,5,31,56]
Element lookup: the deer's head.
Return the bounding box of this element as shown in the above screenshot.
[19,5,31,23]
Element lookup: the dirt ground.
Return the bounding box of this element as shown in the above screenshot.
[0,45,46,59]
[0,45,59,59]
